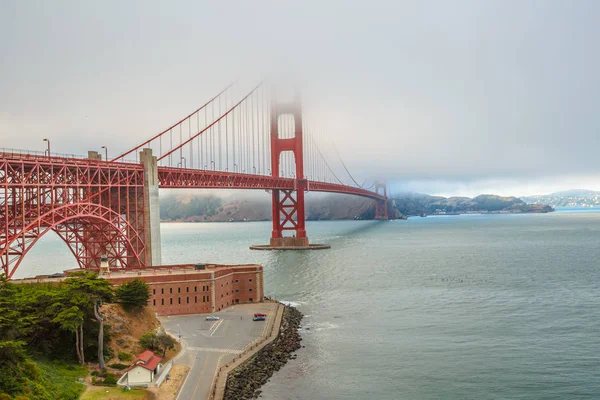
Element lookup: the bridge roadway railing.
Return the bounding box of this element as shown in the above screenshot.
[0,152,384,200]
[157,166,385,200]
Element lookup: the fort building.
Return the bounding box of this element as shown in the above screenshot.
[13,263,264,316]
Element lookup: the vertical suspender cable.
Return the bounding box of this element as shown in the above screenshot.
[218,95,222,170]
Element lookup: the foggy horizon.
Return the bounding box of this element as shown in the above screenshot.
[2,0,600,197]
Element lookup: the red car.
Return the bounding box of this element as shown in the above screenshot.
[254,313,267,318]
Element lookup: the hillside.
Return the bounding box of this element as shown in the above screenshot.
[521,189,600,207]
[159,193,396,222]
[393,193,553,216]
[102,304,180,366]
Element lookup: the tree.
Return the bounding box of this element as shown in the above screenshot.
[0,275,19,340]
[0,340,35,397]
[157,333,176,357]
[93,300,105,371]
[52,306,85,365]
[52,272,113,368]
[115,278,150,310]
[139,332,176,357]
[139,332,159,351]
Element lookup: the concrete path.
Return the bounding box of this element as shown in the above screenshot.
[160,302,278,400]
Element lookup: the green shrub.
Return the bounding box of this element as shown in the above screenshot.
[102,372,118,386]
[139,331,176,357]
[115,279,150,310]
[118,351,132,362]
[108,363,128,370]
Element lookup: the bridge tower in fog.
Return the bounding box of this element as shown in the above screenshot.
[268,96,310,248]
[374,182,389,220]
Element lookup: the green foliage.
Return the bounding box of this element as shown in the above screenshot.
[118,351,133,361]
[108,362,128,370]
[139,332,159,350]
[115,279,150,310]
[93,371,118,386]
[0,272,113,398]
[139,331,177,357]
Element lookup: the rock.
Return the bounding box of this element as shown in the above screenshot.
[223,304,303,399]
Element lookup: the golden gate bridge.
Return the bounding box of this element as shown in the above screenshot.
[0,82,388,279]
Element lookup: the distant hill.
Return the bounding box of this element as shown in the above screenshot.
[159,193,395,222]
[521,189,600,207]
[393,193,553,216]
[158,192,553,222]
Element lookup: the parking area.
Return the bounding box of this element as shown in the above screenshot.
[160,302,278,400]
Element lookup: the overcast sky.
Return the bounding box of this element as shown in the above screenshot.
[2,0,599,197]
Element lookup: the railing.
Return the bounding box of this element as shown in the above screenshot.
[0,147,140,164]
[208,302,284,400]
[154,361,173,387]
[0,147,87,160]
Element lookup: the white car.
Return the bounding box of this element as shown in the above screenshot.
[206,315,220,321]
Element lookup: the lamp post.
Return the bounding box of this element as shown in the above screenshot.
[101,146,108,161]
[211,160,215,170]
[234,163,238,172]
[181,157,186,168]
[43,138,50,157]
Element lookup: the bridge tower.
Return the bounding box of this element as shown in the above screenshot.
[375,182,389,220]
[268,96,311,248]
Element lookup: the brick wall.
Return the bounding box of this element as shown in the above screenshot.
[108,265,263,316]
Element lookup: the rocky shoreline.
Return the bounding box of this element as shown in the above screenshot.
[223,305,303,400]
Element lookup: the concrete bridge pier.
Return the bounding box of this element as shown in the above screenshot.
[140,148,162,266]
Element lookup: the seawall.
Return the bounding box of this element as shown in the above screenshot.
[223,305,303,400]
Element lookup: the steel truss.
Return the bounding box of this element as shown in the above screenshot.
[0,156,146,278]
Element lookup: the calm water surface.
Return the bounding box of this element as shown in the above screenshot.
[18,210,600,399]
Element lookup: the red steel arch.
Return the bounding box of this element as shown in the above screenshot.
[0,155,147,279]
[3,203,144,279]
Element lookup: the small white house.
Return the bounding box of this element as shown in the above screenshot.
[121,350,162,387]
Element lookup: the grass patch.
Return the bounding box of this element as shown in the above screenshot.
[81,386,149,400]
[35,359,88,400]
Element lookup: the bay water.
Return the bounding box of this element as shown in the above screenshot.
[16,209,600,399]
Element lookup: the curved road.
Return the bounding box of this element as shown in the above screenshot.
[160,302,278,400]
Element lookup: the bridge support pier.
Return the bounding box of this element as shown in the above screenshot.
[140,149,162,265]
[250,95,329,251]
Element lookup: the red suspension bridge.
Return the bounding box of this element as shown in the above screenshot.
[0,82,388,279]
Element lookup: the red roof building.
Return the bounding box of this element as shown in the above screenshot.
[121,350,163,386]
[127,350,162,372]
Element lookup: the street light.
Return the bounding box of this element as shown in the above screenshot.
[43,138,50,156]
[181,157,186,168]
[101,146,108,161]
[234,163,238,172]
[211,160,215,170]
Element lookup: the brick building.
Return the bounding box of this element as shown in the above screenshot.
[99,263,263,316]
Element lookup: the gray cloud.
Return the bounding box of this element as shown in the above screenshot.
[1,0,599,194]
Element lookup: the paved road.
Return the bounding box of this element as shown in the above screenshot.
[160,302,278,400]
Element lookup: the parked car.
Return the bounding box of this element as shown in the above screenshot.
[254,313,267,318]
[206,315,220,321]
[253,316,266,321]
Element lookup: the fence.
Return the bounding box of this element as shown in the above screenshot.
[154,361,173,387]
